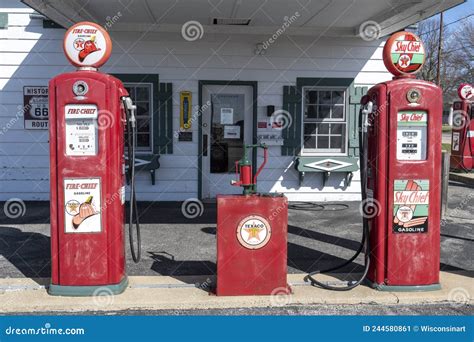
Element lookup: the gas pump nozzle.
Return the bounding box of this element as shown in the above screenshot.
[361,100,373,133]
[122,96,136,128]
[121,96,141,263]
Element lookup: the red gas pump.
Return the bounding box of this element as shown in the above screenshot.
[48,22,141,296]
[450,83,473,172]
[307,31,442,291]
[216,144,290,296]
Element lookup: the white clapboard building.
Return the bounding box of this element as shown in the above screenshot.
[0,0,463,201]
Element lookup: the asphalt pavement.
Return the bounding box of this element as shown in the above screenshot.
[0,181,472,315]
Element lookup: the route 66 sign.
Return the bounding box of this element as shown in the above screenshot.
[23,86,48,129]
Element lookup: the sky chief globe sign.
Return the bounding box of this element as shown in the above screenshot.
[63,21,112,68]
[383,31,425,77]
[457,83,473,100]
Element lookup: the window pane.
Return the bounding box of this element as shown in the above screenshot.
[304,123,317,135]
[136,86,150,101]
[305,90,318,104]
[330,136,342,149]
[330,123,343,134]
[318,106,330,119]
[136,102,150,117]
[137,133,150,147]
[305,105,317,119]
[125,87,135,98]
[317,123,329,134]
[317,136,329,149]
[332,91,344,104]
[304,135,316,149]
[137,118,150,132]
[332,105,344,119]
[318,91,332,105]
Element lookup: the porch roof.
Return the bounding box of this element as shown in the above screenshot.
[22,0,464,38]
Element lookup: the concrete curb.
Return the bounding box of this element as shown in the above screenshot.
[449,172,474,186]
[0,272,472,313]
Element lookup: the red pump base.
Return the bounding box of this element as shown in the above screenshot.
[216,194,290,296]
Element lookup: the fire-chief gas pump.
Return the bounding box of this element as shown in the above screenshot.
[48,22,141,296]
[307,31,442,291]
[450,83,473,172]
[216,144,290,296]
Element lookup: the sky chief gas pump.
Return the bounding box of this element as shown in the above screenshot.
[216,144,290,296]
[450,83,473,172]
[308,31,442,291]
[48,22,141,296]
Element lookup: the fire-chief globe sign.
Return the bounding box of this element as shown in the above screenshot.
[63,21,112,68]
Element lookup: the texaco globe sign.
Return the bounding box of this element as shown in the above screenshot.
[383,31,425,77]
[63,22,112,68]
[236,215,271,249]
[457,83,473,100]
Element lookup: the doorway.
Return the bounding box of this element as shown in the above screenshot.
[199,81,257,200]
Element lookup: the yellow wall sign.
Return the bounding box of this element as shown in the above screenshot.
[180,91,192,130]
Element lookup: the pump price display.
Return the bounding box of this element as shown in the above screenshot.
[64,104,99,156]
[396,111,427,160]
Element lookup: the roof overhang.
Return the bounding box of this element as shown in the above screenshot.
[22,0,465,38]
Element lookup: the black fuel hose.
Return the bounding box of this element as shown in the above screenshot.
[125,101,141,263]
[305,105,371,291]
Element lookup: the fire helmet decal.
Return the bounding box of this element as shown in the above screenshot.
[236,215,271,249]
[63,21,112,68]
[383,31,425,76]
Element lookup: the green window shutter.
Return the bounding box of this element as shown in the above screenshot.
[0,13,8,29]
[281,85,301,156]
[156,82,173,154]
[348,85,368,157]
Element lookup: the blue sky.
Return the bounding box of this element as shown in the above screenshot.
[437,0,473,24]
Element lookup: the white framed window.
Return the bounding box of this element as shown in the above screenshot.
[301,87,347,156]
[123,83,153,153]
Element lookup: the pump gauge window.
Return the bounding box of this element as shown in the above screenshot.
[396,111,427,161]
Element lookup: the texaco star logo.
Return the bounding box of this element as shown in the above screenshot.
[236,215,271,249]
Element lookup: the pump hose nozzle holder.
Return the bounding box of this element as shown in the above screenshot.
[231,143,268,195]
[122,96,141,263]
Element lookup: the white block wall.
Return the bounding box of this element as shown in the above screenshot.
[0,1,393,201]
